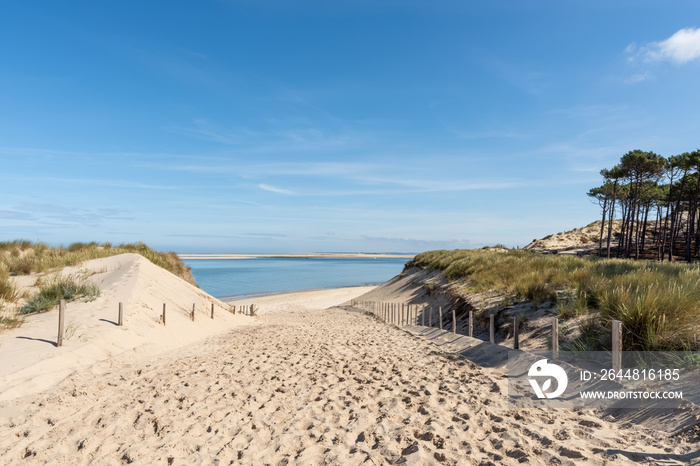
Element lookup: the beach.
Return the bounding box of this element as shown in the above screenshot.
[0,255,696,465]
[178,253,416,260]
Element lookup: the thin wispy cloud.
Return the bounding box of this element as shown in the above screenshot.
[624,70,654,84]
[4,175,177,191]
[13,203,133,227]
[258,183,296,195]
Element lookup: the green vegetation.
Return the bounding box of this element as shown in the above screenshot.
[18,273,100,315]
[590,148,700,261]
[407,249,700,351]
[0,240,195,330]
[0,240,195,285]
[0,302,23,329]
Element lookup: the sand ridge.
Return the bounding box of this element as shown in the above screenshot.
[0,253,254,402]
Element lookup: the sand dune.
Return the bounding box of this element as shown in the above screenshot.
[0,253,253,402]
[0,256,697,465]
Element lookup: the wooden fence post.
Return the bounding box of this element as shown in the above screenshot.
[552,318,559,359]
[439,306,443,330]
[489,314,495,343]
[513,316,519,350]
[162,303,166,326]
[211,303,214,319]
[57,299,65,347]
[429,307,432,327]
[192,303,195,321]
[612,320,622,373]
[468,310,473,337]
[452,308,456,334]
[421,306,425,326]
[118,302,124,326]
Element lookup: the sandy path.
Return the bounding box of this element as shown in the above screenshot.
[0,305,695,465]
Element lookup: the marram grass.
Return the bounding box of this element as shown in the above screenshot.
[408,249,700,351]
[0,241,196,328]
[18,273,100,315]
[0,240,194,285]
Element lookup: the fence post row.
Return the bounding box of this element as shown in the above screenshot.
[350,300,623,368]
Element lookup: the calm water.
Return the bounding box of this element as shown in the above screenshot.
[183,257,409,300]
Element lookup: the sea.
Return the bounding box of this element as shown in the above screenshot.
[182,256,410,300]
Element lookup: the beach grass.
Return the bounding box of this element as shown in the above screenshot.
[407,249,700,351]
[0,241,196,329]
[0,240,194,285]
[18,273,100,315]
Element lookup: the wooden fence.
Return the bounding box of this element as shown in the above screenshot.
[350,299,623,366]
[52,300,257,348]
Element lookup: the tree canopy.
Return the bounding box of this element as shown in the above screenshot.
[591,149,700,261]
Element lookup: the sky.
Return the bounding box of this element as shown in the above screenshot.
[1,1,700,253]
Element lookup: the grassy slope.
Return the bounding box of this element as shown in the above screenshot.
[0,241,194,283]
[407,249,700,351]
[0,241,196,328]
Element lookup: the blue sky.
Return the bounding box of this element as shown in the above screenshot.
[2,1,700,253]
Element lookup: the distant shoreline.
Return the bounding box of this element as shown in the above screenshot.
[178,253,416,260]
[219,284,378,302]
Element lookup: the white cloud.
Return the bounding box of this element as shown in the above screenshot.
[636,27,700,64]
[258,183,296,195]
[625,70,654,84]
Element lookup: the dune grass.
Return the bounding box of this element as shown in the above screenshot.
[0,240,195,285]
[407,249,700,351]
[0,241,195,328]
[18,273,100,315]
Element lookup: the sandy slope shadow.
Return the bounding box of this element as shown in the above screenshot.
[15,336,57,347]
[403,323,700,436]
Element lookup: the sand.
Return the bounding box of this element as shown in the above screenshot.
[0,255,697,465]
[178,253,415,259]
[0,254,254,402]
